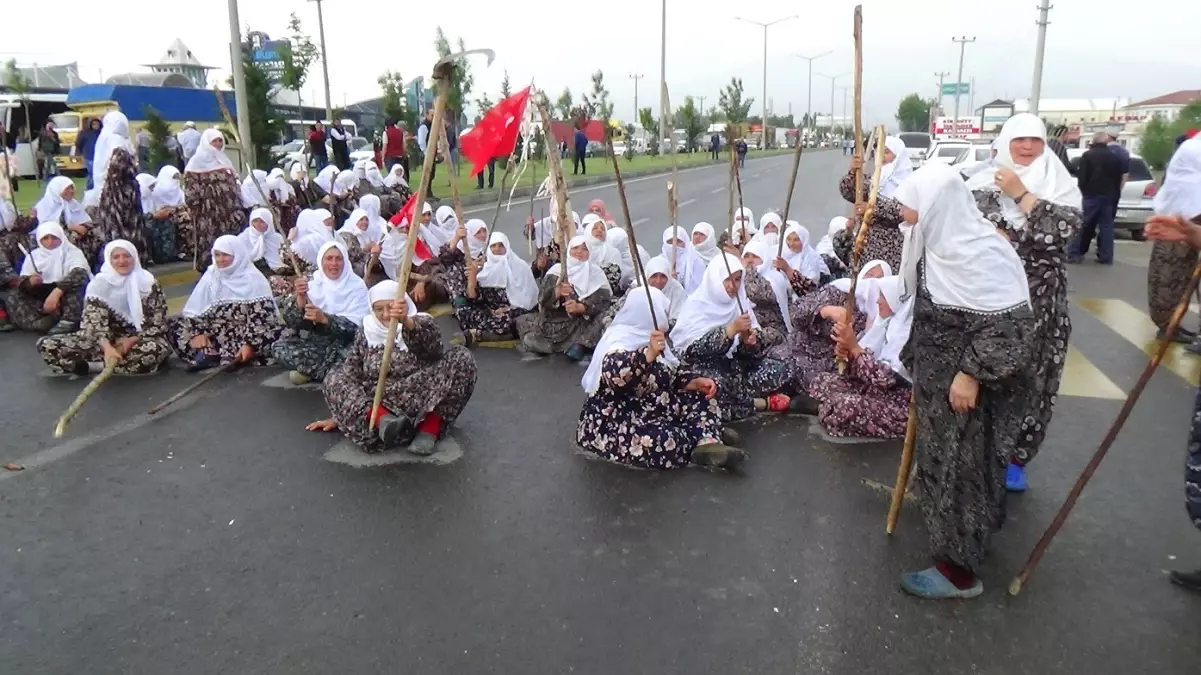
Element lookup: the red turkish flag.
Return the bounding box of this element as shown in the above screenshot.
[460,86,531,177]
[389,192,418,228]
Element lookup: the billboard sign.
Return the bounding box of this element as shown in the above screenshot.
[246,31,288,84]
[932,116,982,139]
[941,82,971,96]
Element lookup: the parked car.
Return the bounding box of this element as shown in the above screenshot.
[898,132,933,168]
[347,136,374,164]
[923,140,973,166]
[1067,148,1156,239]
[948,143,994,170]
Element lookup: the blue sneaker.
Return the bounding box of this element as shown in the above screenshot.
[899,567,983,599]
[564,344,587,362]
[1006,463,1028,493]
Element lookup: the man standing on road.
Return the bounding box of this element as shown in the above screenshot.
[1108,132,1131,214]
[309,123,328,172]
[329,121,351,171]
[382,118,409,180]
[75,117,102,189]
[573,124,588,175]
[176,121,201,168]
[417,109,439,200]
[710,133,720,160]
[1068,132,1124,264]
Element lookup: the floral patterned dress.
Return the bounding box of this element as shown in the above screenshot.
[837,170,905,272]
[269,293,361,381]
[7,268,89,331]
[144,207,184,264]
[1147,241,1198,332]
[768,283,867,395]
[323,317,478,452]
[515,273,613,354]
[454,285,529,337]
[974,190,1082,465]
[95,149,148,259]
[576,348,725,469]
[1187,390,1201,533]
[680,326,792,422]
[167,298,283,368]
[36,284,171,375]
[184,169,245,272]
[743,267,788,349]
[807,351,911,438]
[337,232,369,279]
[905,273,1035,574]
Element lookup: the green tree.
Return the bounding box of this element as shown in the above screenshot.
[679,96,706,153]
[377,71,408,127]
[584,70,613,122]
[707,106,724,123]
[434,28,474,128]
[895,93,933,132]
[767,113,795,128]
[1139,117,1174,171]
[3,59,33,141]
[278,13,320,130]
[718,77,753,127]
[142,106,174,174]
[638,107,659,155]
[499,70,512,99]
[622,124,636,160]
[475,93,494,124]
[555,88,574,120]
[229,35,285,170]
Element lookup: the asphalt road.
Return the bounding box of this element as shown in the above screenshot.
[2,150,1198,674]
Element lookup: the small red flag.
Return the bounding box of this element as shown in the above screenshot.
[390,192,419,228]
[460,86,531,178]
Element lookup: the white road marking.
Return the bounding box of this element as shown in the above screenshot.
[633,217,649,226]
[752,173,761,178]
[678,198,697,208]
[710,186,724,194]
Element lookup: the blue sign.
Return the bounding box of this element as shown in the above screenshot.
[246,31,288,83]
[941,82,970,96]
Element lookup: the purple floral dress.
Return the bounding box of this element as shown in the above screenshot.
[680,326,792,422]
[836,170,905,272]
[36,285,171,375]
[769,283,866,394]
[808,351,911,438]
[167,298,283,368]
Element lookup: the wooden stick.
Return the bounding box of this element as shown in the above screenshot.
[533,95,573,268]
[852,6,864,210]
[491,155,517,227]
[732,147,747,246]
[667,181,679,279]
[726,139,736,242]
[1009,262,1201,596]
[369,72,451,430]
[606,135,657,331]
[147,362,238,416]
[527,163,537,257]
[776,140,806,259]
[838,127,887,375]
[53,357,118,438]
[886,391,918,534]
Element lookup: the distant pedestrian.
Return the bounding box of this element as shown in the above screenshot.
[76,117,102,189]
[476,157,496,190]
[381,118,409,180]
[36,122,60,181]
[710,133,720,160]
[1068,132,1124,265]
[135,127,152,168]
[573,125,588,175]
[176,121,201,166]
[329,121,351,171]
[736,138,748,167]
[417,109,440,200]
[309,123,328,172]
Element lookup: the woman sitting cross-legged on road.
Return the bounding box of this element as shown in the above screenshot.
[307,280,478,456]
[577,286,745,470]
[7,222,91,334]
[516,233,613,361]
[167,235,283,372]
[37,240,170,376]
[456,231,537,346]
[271,240,370,386]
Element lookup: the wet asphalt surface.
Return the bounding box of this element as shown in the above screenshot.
[1,150,1198,674]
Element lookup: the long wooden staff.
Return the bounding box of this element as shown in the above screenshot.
[886,391,918,534]
[732,148,747,246]
[17,243,39,274]
[533,95,573,272]
[53,357,118,438]
[491,155,517,227]
[776,138,806,259]
[606,135,657,331]
[147,362,239,416]
[527,163,537,257]
[667,181,679,279]
[1009,262,1201,595]
[369,68,452,430]
[837,127,886,375]
[851,7,865,211]
[726,138,737,244]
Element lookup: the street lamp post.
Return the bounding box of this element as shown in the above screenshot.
[791,51,832,134]
[629,73,644,122]
[951,36,976,137]
[1030,0,1052,117]
[735,14,798,127]
[308,0,334,123]
[813,72,848,138]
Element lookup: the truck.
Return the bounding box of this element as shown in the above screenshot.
[1,92,72,178]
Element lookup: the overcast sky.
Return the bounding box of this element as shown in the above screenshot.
[4,0,1199,127]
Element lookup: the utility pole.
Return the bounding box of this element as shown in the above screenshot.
[697,95,706,120]
[951,37,976,138]
[792,51,832,134]
[1030,0,1052,117]
[309,0,334,123]
[660,0,667,146]
[736,15,798,126]
[629,73,644,122]
[226,0,255,167]
[933,71,949,126]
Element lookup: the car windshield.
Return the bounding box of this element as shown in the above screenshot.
[349,137,369,151]
[1128,158,1152,182]
[899,133,932,149]
[937,146,968,158]
[284,141,303,152]
[49,113,80,132]
[975,148,992,161]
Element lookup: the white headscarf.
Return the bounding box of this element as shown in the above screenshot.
[637,256,687,323]
[85,111,134,206]
[333,170,357,197]
[672,252,758,353]
[742,238,791,332]
[733,207,754,243]
[315,165,339,193]
[353,159,368,182]
[657,225,690,276]
[816,216,849,257]
[581,219,623,271]
[749,211,782,245]
[152,166,185,209]
[831,259,893,300]
[306,240,370,325]
[23,221,90,282]
[477,232,538,310]
[362,280,421,350]
[680,222,719,294]
[604,227,636,283]
[0,200,17,232]
[338,208,378,248]
[85,240,156,330]
[268,168,295,202]
[877,136,914,198]
[384,164,408,189]
[358,194,389,236]
[896,163,1030,312]
[364,163,386,189]
[182,235,274,317]
[241,170,269,208]
[1154,137,1201,220]
[856,275,913,381]
[136,173,156,214]
[428,205,459,252]
[581,286,677,395]
[238,207,285,270]
[185,129,234,173]
[964,113,1082,228]
[459,218,490,258]
[781,223,824,281]
[34,176,90,226]
[546,233,610,299]
[379,206,436,276]
[291,209,336,265]
[289,162,308,186]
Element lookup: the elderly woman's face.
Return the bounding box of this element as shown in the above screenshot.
[214,250,234,269]
[489,242,507,256]
[742,252,762,268]
[591,222,606,240]
[569,243,589,262]
[371,299,390,323]
[110,247,135,274]
[61,184,76,201]
[692,231,707,246]
[321,248,345,279]
[356,216,369,232]
[251,217,269,233]
[474,227,488,242]
[786,233,802,253]
[883,148,896,164]
[1009,137,1044,166]
[649,272,668,290]
[722,270,743,298]
[40,234,62,250]
[211,136,225,150]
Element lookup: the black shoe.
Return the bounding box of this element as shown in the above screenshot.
[1066,256,1083,265]
[186,354,221,373]
[377,413,413,447]
[30,315,57,333]
[1157,328,1195,344]
[788,393,821,416]
[48,320,78,336]
[1169,568,1201,593]
[71,360,90,377]
[691,442,747,469]
[0,317,13,333]
[720,427,742,446]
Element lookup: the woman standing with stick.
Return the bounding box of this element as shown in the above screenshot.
[184,130,243,272]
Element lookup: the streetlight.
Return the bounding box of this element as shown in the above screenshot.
[813,72,847,136]
[629,73,644,122]
[308,0,334,123]
[735,14,798,125]
[791,51,832,133]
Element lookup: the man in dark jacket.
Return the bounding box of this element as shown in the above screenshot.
[76,117,102,189]
[1068,132,1125,265]
[573,126,588,175]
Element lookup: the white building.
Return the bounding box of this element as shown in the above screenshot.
[1012,97,1131,125]
[143,39,215,90]
[1122,90,1201,123]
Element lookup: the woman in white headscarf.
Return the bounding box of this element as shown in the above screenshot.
[265,167,299,232]
[375,162,409,216]
[240,170,270,209]
[337,207,382,279]
[7,221,91,333]
[37,239,170,376]
[673,253,793,421]
[83,111,134,208]
[963,113,1082,481]
[731,207,755,248]
[740,239,792,347]
[633,255,686,325]
[168,234,281,371]
[579,213,626,291]
[329,169,359,225]
[437,217,490,305]
[426,204,459,253]
[516,233,614,360]
[378,201,445,310]
[815,216,851,277]
[287,208,337,274]
[749,211,782,247]
[313,164,339,200]
[183,129,243,270]
[33,176,99,267]
[271,239,371,385]
[362,162,386,192]
[309,279,478,456]
[805,275,913,438]
[891,162,1035,600]
[680,222,720,294]
[577,286,744,470]
[604,226,637,287]
[776,222,827,289]
[836,136,909,271]
[457,231,538,345]
[239,207,290,292]
[648,225,691,288]
[288,161,318,209]
[141,165,187,264]
[90,115,147,259]
[383,163,409,191]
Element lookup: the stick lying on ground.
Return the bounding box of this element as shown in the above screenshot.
[147,362,240,416]
[54,357,118,438]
